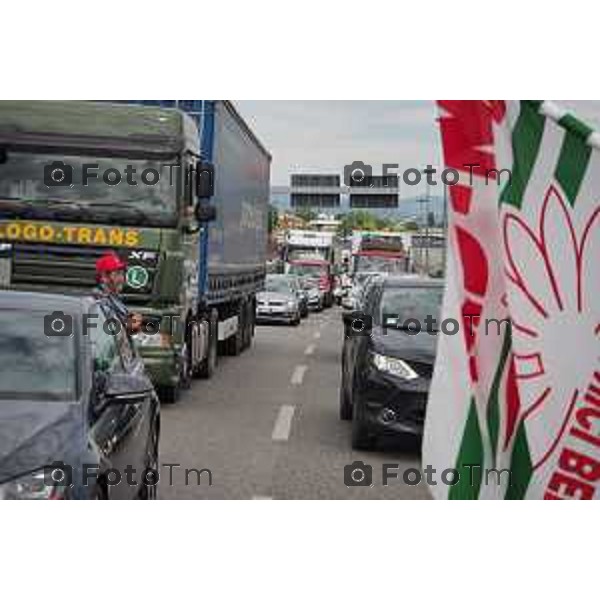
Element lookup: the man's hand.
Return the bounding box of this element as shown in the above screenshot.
[127,312,143,335]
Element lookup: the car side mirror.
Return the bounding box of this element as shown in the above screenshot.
[341,310,358,337]
[342,311,357,325]
[105,372,153,404]
[195,162,214,199]
[195,200,217,223]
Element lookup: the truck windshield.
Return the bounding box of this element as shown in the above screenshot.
[287,263,327,277]
[0,151,179,226]
[354,255,406,274]
[287,248,330,262]
[0,309,77,401]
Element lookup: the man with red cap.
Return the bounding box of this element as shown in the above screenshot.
[94,251,141,333]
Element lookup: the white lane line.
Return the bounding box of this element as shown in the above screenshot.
[313,331,321,339]
[304,343,316,356]
[291,365,308,385]
[271,405,296,441]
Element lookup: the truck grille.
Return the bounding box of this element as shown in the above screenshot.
[9,243,156,298]
[11,243,106,287]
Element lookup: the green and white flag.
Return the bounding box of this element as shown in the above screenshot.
[423,101,600,499]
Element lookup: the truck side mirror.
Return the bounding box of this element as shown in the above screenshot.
[195,162,215,199]
[195,200,217,223]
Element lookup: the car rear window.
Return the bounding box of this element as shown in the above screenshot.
[379,285,444,326]
[265,277,293,294]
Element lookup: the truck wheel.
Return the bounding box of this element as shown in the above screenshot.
[249,300,256,339]
[243,300,253,350]
[179,338,192,391]
[187,320,200,379]
[197,310,218,379]
[339,378,353,421]
[225,303,244,356]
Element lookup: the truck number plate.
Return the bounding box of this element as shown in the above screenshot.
[0,257,11,287]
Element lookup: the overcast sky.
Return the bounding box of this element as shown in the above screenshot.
[235,100,600,188]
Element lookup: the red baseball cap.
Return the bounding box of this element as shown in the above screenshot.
[96,251,126,275]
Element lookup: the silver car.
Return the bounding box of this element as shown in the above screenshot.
[256,275,301,326]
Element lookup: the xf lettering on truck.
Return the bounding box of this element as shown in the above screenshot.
[0,221,140,247]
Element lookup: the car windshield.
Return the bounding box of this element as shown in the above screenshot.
[0,309,77,401]
[355,255,405,274]
[0,151,179,227]
[379,285,444,327]
[265,277,293,295]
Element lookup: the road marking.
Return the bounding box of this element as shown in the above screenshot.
[291,365,307,385]
[252,495,273,500]
[304,344,316,356]
[313,331,321,339]
[272,405,296,441]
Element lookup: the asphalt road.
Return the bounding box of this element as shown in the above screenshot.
[158,307,431,499]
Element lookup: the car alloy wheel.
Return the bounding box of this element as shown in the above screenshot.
[139,422,159,500]
[351,400,375,451]
[339,379,353,421]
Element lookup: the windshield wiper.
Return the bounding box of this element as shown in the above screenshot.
[0,198,37,218]
[83,201,154,225]
[0,197,96,221]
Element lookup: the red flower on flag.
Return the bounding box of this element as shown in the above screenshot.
[503,185,600,470]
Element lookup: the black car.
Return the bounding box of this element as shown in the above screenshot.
[0,290,160,499]
[339,277,444,450]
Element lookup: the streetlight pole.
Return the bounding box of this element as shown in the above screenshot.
[416,193,429,276]
[442,179,448,275]
[421,171,431,276]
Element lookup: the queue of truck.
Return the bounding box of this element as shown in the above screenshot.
[0,99,274,498]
